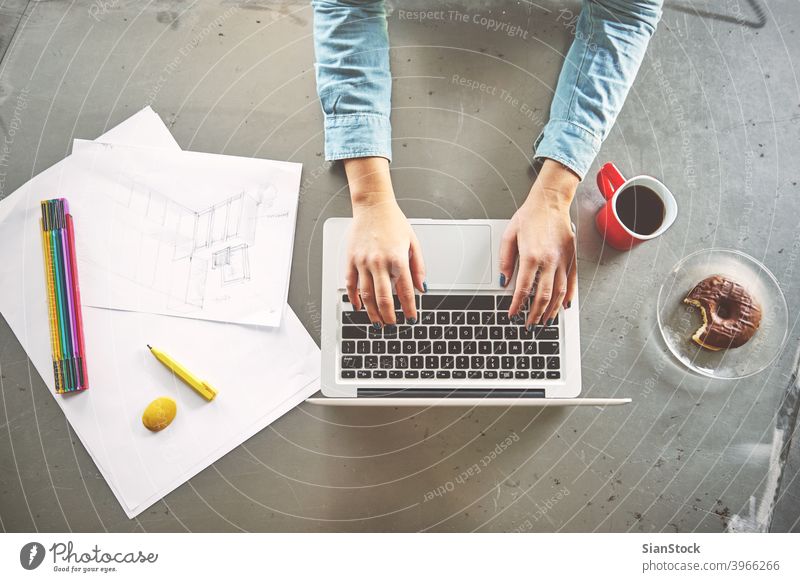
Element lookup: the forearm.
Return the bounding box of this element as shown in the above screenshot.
[311,0,393,161]
[534,0,664,179]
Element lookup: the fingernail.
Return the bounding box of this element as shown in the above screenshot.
[527,324,534,332]
[546,318,553,326]
[499,273,506,287]
[408,317,417,325]
[566,301,572,309]
[423,280,428,293]
[372,322,382,329]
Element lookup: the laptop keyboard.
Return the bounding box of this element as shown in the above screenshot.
[339,293,561,381]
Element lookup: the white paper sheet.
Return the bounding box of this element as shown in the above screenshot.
[0,107,320,518]
[64,141,300,328]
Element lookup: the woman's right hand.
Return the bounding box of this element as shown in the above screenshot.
[343,158,426,326]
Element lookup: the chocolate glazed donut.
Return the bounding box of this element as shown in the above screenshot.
[683,275,762,350]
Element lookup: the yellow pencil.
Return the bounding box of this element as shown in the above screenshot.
[147,345,218,401]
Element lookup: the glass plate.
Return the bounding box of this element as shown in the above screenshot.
[656,249,788,379]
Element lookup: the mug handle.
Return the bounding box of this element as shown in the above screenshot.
[596,162,626,200]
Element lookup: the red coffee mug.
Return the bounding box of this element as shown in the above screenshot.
[595,162,677,251]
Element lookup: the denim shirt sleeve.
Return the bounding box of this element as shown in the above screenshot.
[312,0,393,161]
[534,0,663,179]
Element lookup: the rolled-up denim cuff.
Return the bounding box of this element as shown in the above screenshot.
[324,112,392,162]
[533,119,602,181]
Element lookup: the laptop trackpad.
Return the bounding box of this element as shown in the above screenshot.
[412,224,492,286]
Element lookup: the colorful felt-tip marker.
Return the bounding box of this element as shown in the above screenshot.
[147,345,218,401]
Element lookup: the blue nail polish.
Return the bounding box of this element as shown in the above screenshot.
[546,318,553,327]
[372,322,382,329]
[499,274,506,287]
[566,301,572,309]
[423,281,428,293]
[527,324,534,332]
[408,317,417,325]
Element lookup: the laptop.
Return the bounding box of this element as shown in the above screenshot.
[309,218,630,407]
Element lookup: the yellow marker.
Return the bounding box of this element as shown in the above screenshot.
[147,345,218,401]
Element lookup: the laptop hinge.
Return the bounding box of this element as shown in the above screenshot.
[357,388,546,398]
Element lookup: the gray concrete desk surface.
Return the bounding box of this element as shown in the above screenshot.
[1,0,799,532]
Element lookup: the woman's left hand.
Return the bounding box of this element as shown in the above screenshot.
[499,159,579,328]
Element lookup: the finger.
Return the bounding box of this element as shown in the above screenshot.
[498,227,518,288]
[509,257,537,316]
[345,261,362,311]
[564,248,577,309]
[357,266,382,326]
[409,233,427,293]
[543,268,567,325]
[392,259,418,323]
[528,264,556,326]
[372,267,397,325]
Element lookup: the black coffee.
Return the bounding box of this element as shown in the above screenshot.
[615,185,665,236]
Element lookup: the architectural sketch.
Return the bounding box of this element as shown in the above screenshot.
[106,174,273,313]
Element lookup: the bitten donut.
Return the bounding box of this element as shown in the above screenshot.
[683,275,762,350]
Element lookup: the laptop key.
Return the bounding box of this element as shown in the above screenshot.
[467,312,481,325]
[357,370,372,379]
[539,342,559,354]
[546,356,560,370]
[531,356,545,369]
[383,326,398,338]
[474,327,488,339]
[429,326,443,339]
[471,356,485,368]
[456,356,469,369]
[433,341,447,354]
[341,370,355,379]
[444,326,458,339]
[437,371,451,379]
[493,342,507,355]
[486,356,500,369]
[490,326,503,339]
[478,341,492,354]
[515,371,529,379]
[399,326,413,339]
[421,312,435,325]
[504,327,518,339]
[341,341,356,354]
[414,326,428,339]
[496,296,513,311]
[437,312,450,324]
[508,341,522,355]
[468,370,482,379]
[389,370,403,379]
[403,341,416,354]
[484,370,498,379]
[342,356,362,368]
[373,370,387,379]
[372,340,386,354]
[497,312,511,325]
[452,312,466,325]
[463,341,477,354]
[453,371,467,379]
[516,356,530,369]
[499,371,513,379]
[547,371,561,379]
[531,371,545,379]
[411,356,424,369]
[368,326,382,339]
[342,326,367,339]
[441,356,455,369]
[481,312,495,325]
[535,327,560,340]
[418,341,432,354]
[448,341,461,354]
[421,371,435,378]
[519,327,533,340]
[523,342,537,354]
[425,356,439,369]
[365,356,379,369]
[380,356,393,368]
[388,341,401,354]
[395,356,409,369]
[342,311,371,325]
[501,356,515,369]
[405,370,420,379]
[357,340,370,354]
[459,327,473,339]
